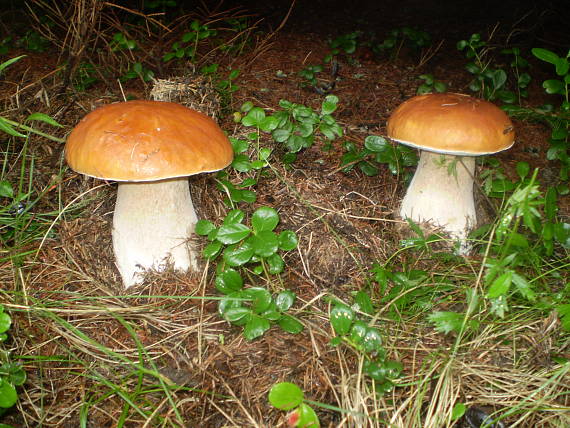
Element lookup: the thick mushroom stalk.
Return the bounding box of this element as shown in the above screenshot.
[400,151,475,253]
[113,177,198,287]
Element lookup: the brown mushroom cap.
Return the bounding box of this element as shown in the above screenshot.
[387,93,515,155]
[65,100,233,181]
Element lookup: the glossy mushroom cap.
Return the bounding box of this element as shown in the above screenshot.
[65,100,233,181]
[387,93,515,155]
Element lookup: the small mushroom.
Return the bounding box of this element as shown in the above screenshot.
[387,93,515,253]
[66,100,233,287]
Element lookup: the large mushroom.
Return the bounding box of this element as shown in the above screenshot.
[66,100,233,287]
[387,93,515,252]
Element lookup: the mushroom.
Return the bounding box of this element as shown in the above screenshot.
[66,100,233,287]
[387,93,515,253]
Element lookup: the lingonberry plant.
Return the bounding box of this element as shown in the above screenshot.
[329,295,403,394]
[162,20,217,62]
[195,207,302,340]
[373,27,431,61]
[239,97,343,164]
[324,31,360,63]
[416,73,448,94]
[457,33,528,104]
[0,305,26,424]
[215,134,264,206]
[341,135,418,179]
[268,382,320,428]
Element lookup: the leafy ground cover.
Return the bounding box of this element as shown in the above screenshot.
[0,0,569,427]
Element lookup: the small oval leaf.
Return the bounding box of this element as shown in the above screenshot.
[330,304,354,336]
[268,382,304,410]
[252,206,279,232]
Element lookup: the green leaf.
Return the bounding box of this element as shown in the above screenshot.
[330,304,354,336]
[3,364,26,386]
[362,327,383,353]
[515,161,530,181]
[240,101,254,113]
[216,223,251,244]
[215,269,243,294]
[0,381,17,408]
[509,232,529,248]
[383,360,403,378]
[451,403,467,421]
[218,293,243,316]
[259,116,279,132]
[262,308,282,321]
[252,206,279,232]
[428,311,464,334]
[319,123,335,140]
[272,128,291,143]
[0,118,26,137]
[494,285,511,316]
[266,253,285,274]
[223,209,245,225]
[321,95,339,115]
[465,62,481,74]
[243,314,270,340]
[511,272,535,301]
[242,287,273,313]
[358,161,379,176]
[203,241,223,259]
[353,290,374,314]
[487,271,512,298]
[224,307,251,322]
[296,122,314,138]
[241,107,265,127]
[285,134,307,153]
[364,135,389,152]
[518,73,531,88]
[555,58,569,76]
[531,48,560,65]
[241,190,257,203]
[433,81,447,92]
[0,312,11,334]
[553,223,570,248]
[259,147,272,161]
[329,336,342,347]
[278,230,298,251]
[0,55,25,75]
[363,360,387,382]
[543,79,565,95]
[223,241,254,266]
[275,290,296,312]
[349,320,368,345]
[26,112,63,127]
[232,154,251,172]
[490,69,507,90]
[0,181,13,199]
[195,219,215,235]
[283,152,297,164]
[239,178,257,187]
[251,230,279,257]
[557,304,570,331]
[278,315,304,334]
[268,382,303,410]
[250,159,266,170]
[296,402,320,428]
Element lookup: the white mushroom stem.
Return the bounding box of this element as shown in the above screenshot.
[400,151,476,253]
[112,177,198,288]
